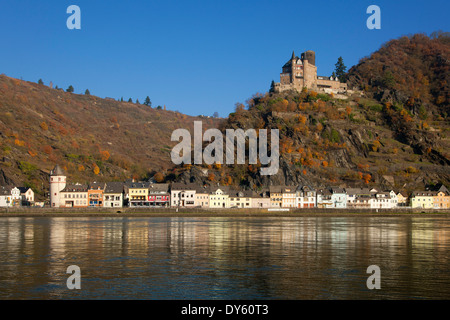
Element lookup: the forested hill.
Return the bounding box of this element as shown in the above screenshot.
[346,32,450,117]
[0,74,222,198]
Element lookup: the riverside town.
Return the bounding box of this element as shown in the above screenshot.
[1,165,448,210]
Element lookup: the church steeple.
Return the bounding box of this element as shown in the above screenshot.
[291,51,296,60]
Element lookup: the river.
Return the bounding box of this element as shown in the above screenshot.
[0,216,448,299]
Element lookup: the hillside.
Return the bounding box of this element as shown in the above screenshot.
[171,33,449,193]
[174,87,449,194]
[347,32,450,117]
[0,75,222,199]
[1,32,449,199]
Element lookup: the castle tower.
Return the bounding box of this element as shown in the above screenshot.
[49,165,66,207]
[303,50,315,66]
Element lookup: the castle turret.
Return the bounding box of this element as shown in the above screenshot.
[49,165,66,207]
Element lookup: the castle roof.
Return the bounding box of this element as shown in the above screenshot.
[50,165,65,176]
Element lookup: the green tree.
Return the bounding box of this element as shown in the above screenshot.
[85,89,90,95]
[136,99,140,104]
[334,57,347,82]
[144,96,152,107]
[38,79,44,85]
[156,105,162,110]
[128,98,132,103]
[269,80,275,93]
[67,85,74,93]
[382,70,396,89]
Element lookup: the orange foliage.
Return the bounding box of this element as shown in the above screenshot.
[100,150,110,161]
[154,172,164,183]
[40,122,48,131]
[28,150,37,157]
[298,115,307,124]
[14,139,25,147]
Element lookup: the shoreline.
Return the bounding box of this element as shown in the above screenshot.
[1,207,449,218]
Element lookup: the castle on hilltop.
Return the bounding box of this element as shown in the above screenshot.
[273,50,347,93]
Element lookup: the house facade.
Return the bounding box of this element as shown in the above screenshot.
[104,182,124,208]
[330,187,347,208]
[269,186,283,208]
[296,186,316,208]
[18,187,34,206]
[433,187,450,209]
[60,184,88,208]
[195,186,210,208]
[282,187,297,208]
[171,183,197,207]
[0,186,21,207]
[209,188,230,209]
[410,191,435,209]
[148,183,170,207]
[229,190,253,209]
[88,182,105,207]
[127,181,151,207]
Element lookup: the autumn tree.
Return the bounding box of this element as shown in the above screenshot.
[154,172,164,183]
[100,150,110,161]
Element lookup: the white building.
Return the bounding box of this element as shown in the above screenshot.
[229,190,253,209]
[195,186,210,208]
[18,187,34,206]
[330,187,347,208]
[60,184,88,208]
[370,191,398,209]
[104,182,124,208]
[49,165,66,208]
[171,183,197,207]
[282,187,297,208]
[296,186,316,208]
[209,187,230,209]
[0,186,21,207]
[316,189,333,208]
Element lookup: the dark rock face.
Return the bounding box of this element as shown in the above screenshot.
[0,169,14,186]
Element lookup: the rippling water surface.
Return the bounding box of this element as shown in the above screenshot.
[0,216,449,299]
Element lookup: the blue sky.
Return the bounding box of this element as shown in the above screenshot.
[0,0,448,117]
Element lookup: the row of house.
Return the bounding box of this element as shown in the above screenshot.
[47,165,450,209]
[0,185,35,207]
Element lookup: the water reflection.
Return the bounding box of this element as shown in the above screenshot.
[0,216,449,299]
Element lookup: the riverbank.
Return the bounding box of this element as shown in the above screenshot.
[1,207,449,217]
